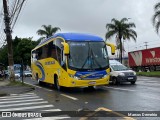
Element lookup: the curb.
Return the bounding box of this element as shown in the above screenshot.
[0,86,35,97]
[0,92,8,97]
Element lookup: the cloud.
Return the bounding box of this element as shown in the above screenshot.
[1,0,159,53]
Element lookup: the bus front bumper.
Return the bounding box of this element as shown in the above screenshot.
[67,75,110,87]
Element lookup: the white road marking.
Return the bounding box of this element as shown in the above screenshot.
[0,96,39,101]
[10,92,35,96]
[0,101,48,107]
[24,82,53,91]
[0,105,54,111]
[0,98,44,104]
[106,86,136,92]
[60,94,78,100]
[0,94,37,99]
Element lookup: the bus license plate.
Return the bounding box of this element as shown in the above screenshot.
[128,77,133,80]
[89,81,96,85]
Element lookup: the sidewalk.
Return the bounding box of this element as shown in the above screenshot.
[0,78,35,97]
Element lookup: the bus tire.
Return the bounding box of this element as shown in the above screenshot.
[54,76,61,91]
[36,74,43,86]
[88,86,95,90]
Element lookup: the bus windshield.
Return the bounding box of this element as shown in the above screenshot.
[68,41,109,71]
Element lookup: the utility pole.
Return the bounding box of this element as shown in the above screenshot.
[144,42,148,49]
[3,0,15,81]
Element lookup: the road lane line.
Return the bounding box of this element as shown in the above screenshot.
[0,105,54,111]
[60,94,78,100]
[24,82,53,91]
[24,82,79,101]
[106,86,136,92]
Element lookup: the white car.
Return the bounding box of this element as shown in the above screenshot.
[24,71,32,77]
[109,60,137,85]
[14,71,20,78]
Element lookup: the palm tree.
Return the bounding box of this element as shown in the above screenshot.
[152,2,160,33]
[106,18,137,63]
[37,25,61,40]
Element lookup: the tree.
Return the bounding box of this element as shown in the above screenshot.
[0,37,39,68]
[105,18,137,63]
[152,2,160,33]
[37,25,61,40]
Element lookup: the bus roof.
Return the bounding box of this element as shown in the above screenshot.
[54,33,103,41]
[36,33,104,48]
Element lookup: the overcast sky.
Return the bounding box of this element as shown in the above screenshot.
[1,0,160,55]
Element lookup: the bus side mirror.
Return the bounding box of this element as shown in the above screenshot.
[105,42,116,55]
[61,42,69,55]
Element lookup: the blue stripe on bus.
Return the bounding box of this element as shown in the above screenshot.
[75,70,107,79]
[36,62,45,81]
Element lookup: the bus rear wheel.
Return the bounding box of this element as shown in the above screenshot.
[54,76,61,91]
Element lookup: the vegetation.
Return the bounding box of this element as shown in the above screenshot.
[7,80,33,87]
[105,18,137,63]
[37,25,61,40]
[0,36,39,67]
[137,71,160,77]
[152,2,160,33]
[0,25,60,68]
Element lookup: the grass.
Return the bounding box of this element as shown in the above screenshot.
[136,71,160,77]
[7,80,34,88]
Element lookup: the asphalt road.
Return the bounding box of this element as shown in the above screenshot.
[1,76,160,120]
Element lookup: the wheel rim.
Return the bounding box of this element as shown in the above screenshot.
[113,78,116,84]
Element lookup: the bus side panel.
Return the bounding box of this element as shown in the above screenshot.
[31,58,70,86]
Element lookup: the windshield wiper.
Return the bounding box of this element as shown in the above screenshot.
[90,49,102,69]
[81,44,90,69]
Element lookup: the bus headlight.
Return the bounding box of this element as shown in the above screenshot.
[69,74,81,80]
[102,75,107,78]
[74,76,80,80]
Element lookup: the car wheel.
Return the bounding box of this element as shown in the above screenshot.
[54,76,61,91]
[131,81,136,85]
[112,77,118,85]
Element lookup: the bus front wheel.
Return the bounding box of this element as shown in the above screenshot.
[36,74,43,86]
[54,76,61,91]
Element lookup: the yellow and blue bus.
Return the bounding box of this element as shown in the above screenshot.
[31,33,115,90]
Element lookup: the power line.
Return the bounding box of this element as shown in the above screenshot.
[0,0,27,48]
[144,42,148,49]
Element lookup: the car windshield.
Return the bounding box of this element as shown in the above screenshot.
[24,71,31,73]
[14,71,20,74]
[67,41,109,71]
[111,64,128,71]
